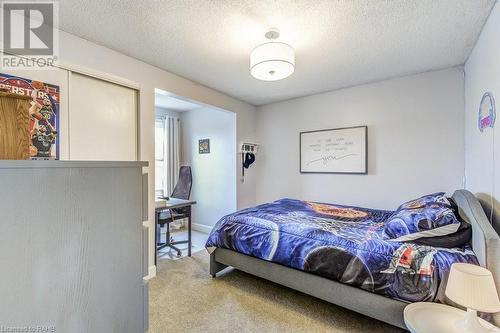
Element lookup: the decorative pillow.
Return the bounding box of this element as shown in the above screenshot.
[397,192,451,210]
[384,203,461,242]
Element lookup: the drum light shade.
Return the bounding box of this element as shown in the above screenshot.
[250,42,295,81]
[445,263,500,313]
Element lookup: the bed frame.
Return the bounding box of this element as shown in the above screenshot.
[209,190,500,329]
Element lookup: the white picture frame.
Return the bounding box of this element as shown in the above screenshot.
[300,126,368,174]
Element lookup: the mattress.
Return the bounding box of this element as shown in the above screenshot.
[205,198,478,303]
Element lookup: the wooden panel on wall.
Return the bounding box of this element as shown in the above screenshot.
[0,91,31,159]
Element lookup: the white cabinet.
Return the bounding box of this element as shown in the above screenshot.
[69,73,138,161]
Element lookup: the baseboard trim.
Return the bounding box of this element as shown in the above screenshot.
[192,223,213,234]
[144,265,156,280]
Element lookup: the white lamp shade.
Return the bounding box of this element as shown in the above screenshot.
[445,263,500,313]
[250,42,295,81]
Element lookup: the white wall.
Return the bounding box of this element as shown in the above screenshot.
[256,68,465,210]
[181,107,237,231]
[464,1,500,233]
[52,30,256,276]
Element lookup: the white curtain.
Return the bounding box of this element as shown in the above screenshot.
[163,116,181,196]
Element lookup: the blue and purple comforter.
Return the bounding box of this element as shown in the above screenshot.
[206,199,478,303]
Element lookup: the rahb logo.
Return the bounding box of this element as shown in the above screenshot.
[1,1,59,69]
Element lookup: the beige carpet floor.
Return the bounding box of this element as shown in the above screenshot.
[149,252,407,333]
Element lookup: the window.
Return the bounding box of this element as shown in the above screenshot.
[155,114,180,198]
[155,117,166,198]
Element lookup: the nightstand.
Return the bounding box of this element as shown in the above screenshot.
[404,303,499,333]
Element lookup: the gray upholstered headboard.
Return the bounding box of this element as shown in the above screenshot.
[452,189,500,325]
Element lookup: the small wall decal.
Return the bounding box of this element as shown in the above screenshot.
[478,92,496,132]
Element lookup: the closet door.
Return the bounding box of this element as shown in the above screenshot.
[69,73,138,161]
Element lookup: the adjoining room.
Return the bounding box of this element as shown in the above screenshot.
[154,89,237,260]
[1,1,500,333]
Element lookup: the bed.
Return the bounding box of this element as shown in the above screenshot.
[206,190,500,329]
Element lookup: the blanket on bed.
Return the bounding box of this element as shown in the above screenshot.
[205,198,478,303]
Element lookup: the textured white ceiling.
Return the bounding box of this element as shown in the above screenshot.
[55,0,495,106]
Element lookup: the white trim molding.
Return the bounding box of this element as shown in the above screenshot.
[144,265,157,280]
[192,223,213,234]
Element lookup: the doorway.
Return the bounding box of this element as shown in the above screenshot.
[154,88,237,259]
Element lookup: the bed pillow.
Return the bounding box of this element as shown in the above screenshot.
[412,198,472,247]
[396,192,451,210]
[383,203,461,242]
[412,222,471,247]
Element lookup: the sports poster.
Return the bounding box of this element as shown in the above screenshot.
[0,73,60,159]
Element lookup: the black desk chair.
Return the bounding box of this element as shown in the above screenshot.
[158,166,192,256]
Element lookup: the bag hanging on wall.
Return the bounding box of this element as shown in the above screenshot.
[240,142,259,181]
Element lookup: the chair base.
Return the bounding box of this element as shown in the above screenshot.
[154,200,193,265]
[157,239,189,257]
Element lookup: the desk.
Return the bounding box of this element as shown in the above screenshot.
[155,198,196,265]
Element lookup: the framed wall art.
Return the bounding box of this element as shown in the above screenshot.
[300,126,367,174]
[199,138,210,154]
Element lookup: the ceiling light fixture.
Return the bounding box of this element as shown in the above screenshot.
[250,28,295,81]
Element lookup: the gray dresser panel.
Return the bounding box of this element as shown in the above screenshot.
[141,172,150,332]
[0,162,147,333]
[143,282,149,332]
[143,225,149,278]
[142,172,149,222]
